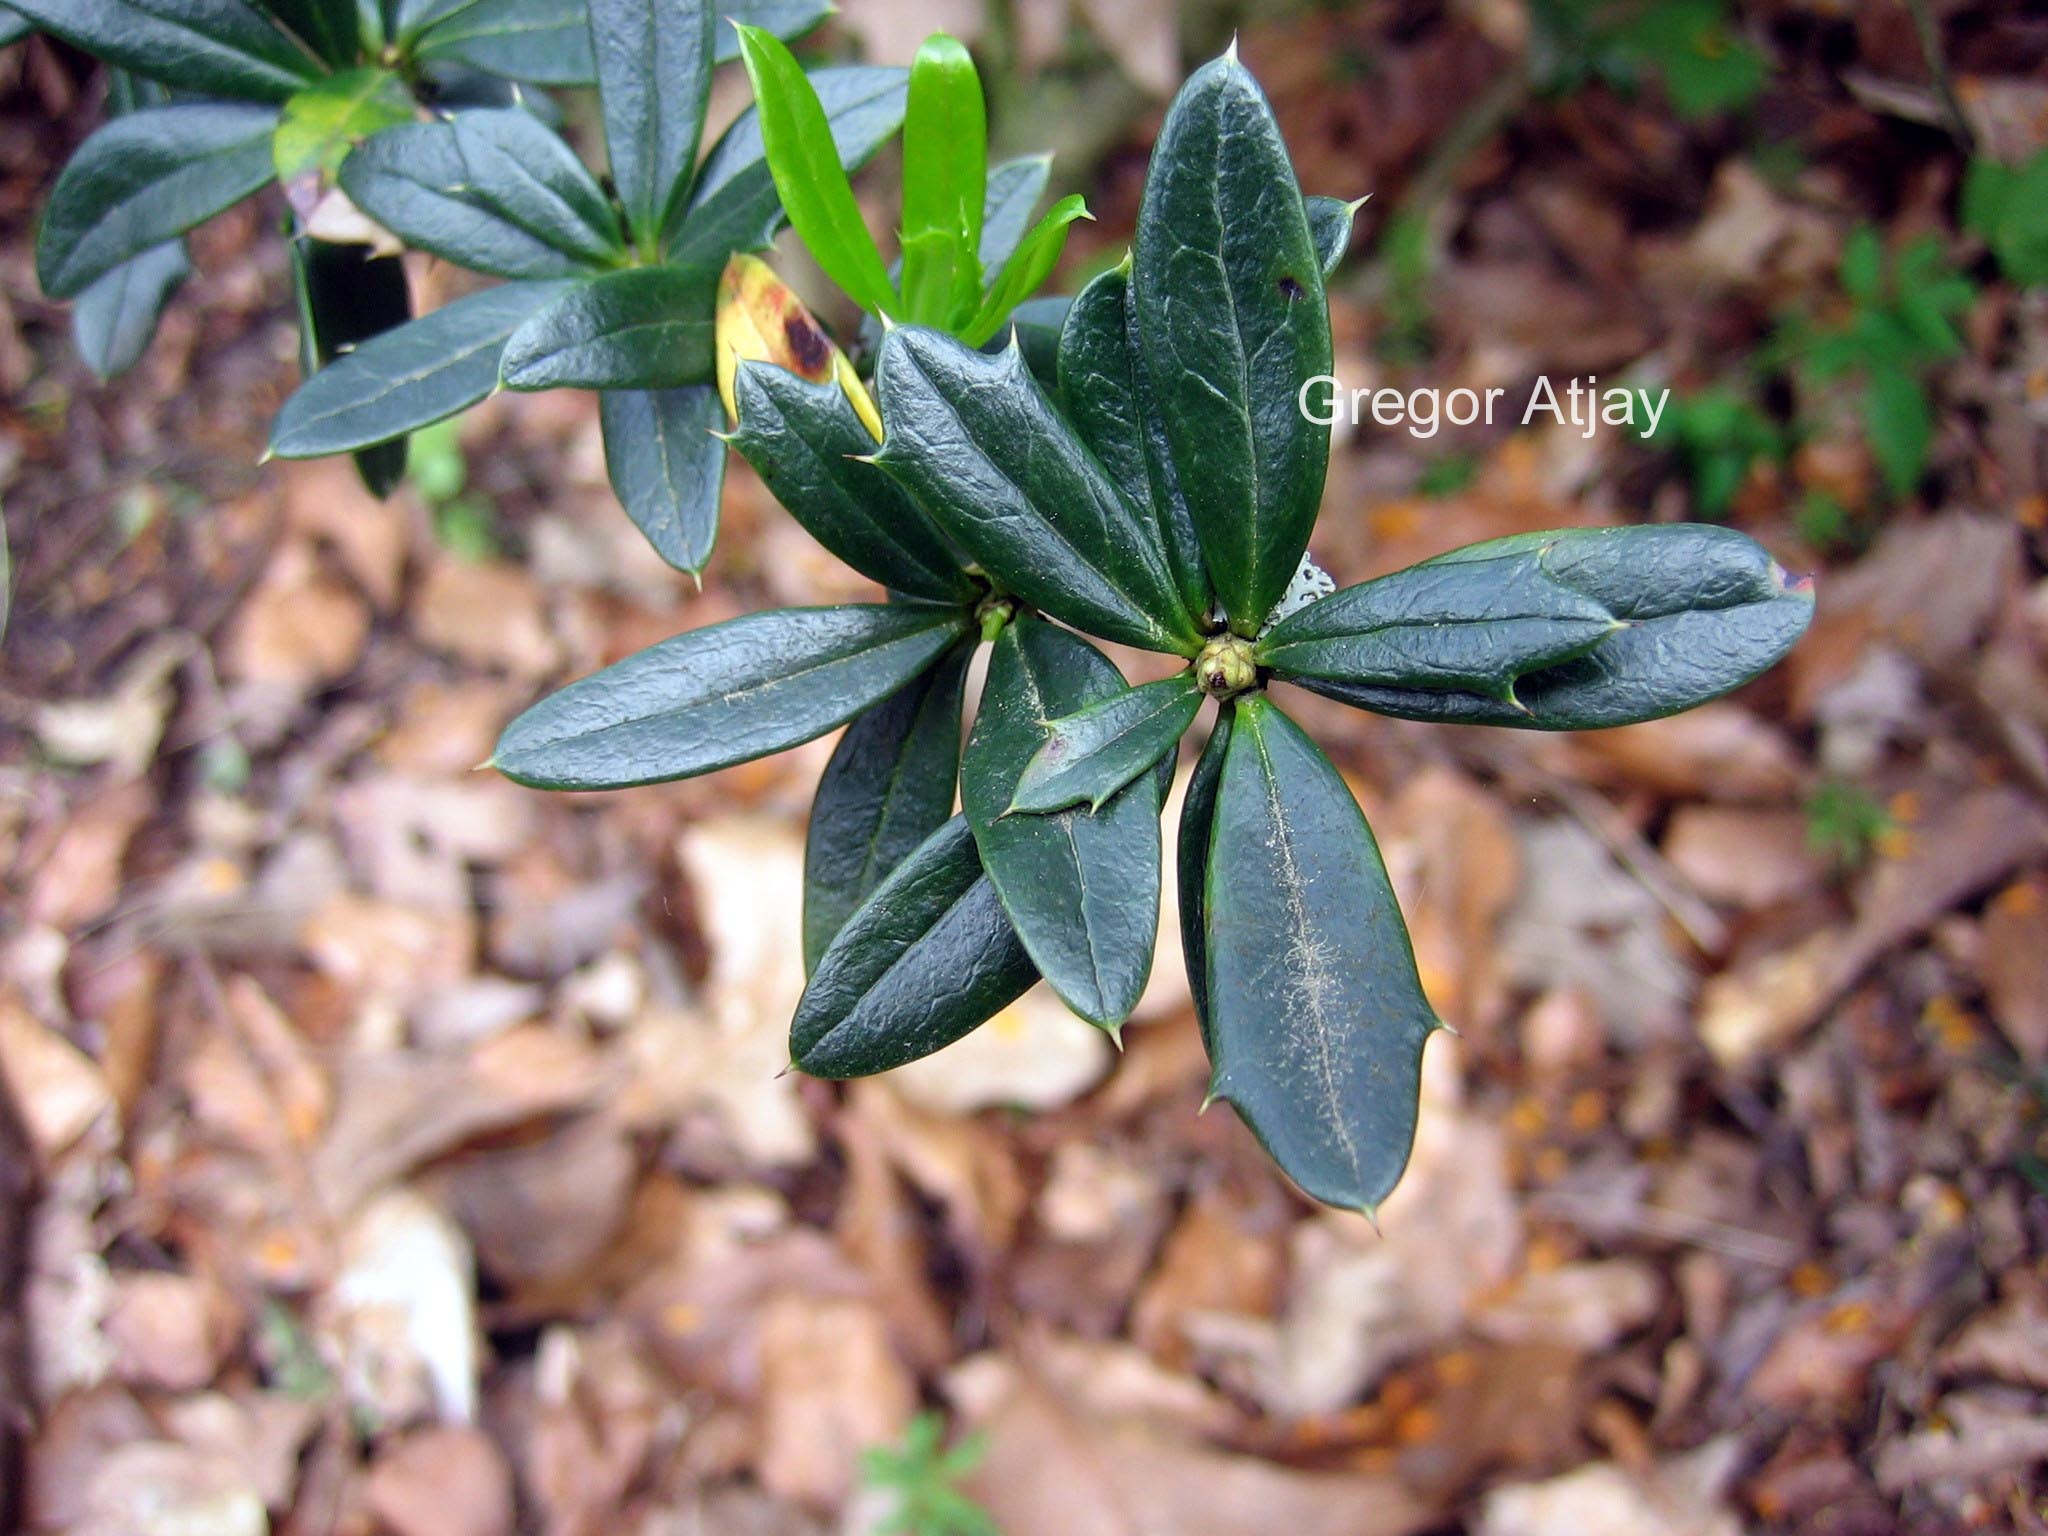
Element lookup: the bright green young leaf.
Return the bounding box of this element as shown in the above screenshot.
[666,64,909,261]
[492,604,967,789]
[499,262,722,390]
[793,815,1038,1077]
[733,23,899,314]
[1204,696,1440,1215]
[1131,50,1331,636]
[962,617,1162,1030]
[600,385,726,573]
[6,0,320,102]
[72,239,189,380]
[1057,262,1209,620]
[269,279,574,456]
[803,641,972,970]
[1177,707,1230,1052]
[872,326,1203,655]
[961,193,1089,346]
[728,361,976,605]
[37,104,279,298]
[1255,538,1625,699]
[898,33,986,326]
[290,236,414,497]
[1009,674,1200,815]
[1287,525,1815,730]
[591,0,712,249]
[273,68,413,185]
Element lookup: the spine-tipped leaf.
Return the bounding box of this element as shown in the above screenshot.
[1204,697,1439,1214]
[1058,263,1210,620]
[1284,525,1816,730]
[269,280,574,457]
[803,642,972,970]
[962,617,1163,1030]
[499,262,721,390]
[872,326,1203,655]
[729,362,975,604]
[962,193,1090,346]
[492,604,967,790]
[37,104,279,298]
[793,815,1038,1077]
[1009,674,1200,815]
[1132,51,1331,636]
[600,385,726,574]
[1305,194,1362,277]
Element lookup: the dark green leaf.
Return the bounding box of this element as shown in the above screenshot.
[793,815,1037,1077]
[72,239,189,379]
[499,262,721,390]
[339,111,620,278]
[962,193,1088,346]
[714,0,830,61]
[1864,368,1931,498]
[729,361,974,604]
[1204,696,1439,1215]
[7,0,318,102]
[492,603,967,789]
[1131,50,1331,635]
[1057,263,1208,620]
[262,0,358,64]
[803,642,971,970]
[962,617,1162,1030]
[0,10,32,47]
[1177,706,1229,1051]
[733,23,898,314]
[665,65,906,260]
[411,0,593,85]
[273,67,414,185]
[898,32,985,327]
[591,0,711,249]
[270,279,573,456]
[1255,538,1624,699]
[1305,193,1361,277]
[872,326,1202,655]
[979,154,1050,270]
[37,104,279,299]
[1009,674,1199,815]
[600,385,725,573]
[1290,525,1815,730]
[291,236,414,497]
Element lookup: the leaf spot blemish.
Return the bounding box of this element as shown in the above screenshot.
[782,312,833,377]
[1277,275,1305,301]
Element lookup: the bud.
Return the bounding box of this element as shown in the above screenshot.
[1194,633,1258,697]
[715,252,883,441]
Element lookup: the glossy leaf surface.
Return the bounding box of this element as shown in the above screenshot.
[1286,526,1816,730]
[591,0,711,248]
[898,32,985,326]
[492,604,966,789]
[498,262,721,390]
[270,279,573,456]
[599,385,725,573]
[1204,696,1438,1214]
[7,0,319,102]
[273,68,413,185]
[1177,706,1231,1050]
[411,0,594,84]
[1305,194,1361,276]
[1009,674,1200,815]
[793,815,1036,1077]
[38,104,279,298]
[872,326,1201,655]
[72,239,189,379]
[803,642,971,970]
[962,193,1088,346]
[962,617,1162,1029]
[1131,52,1331,635]
[729,362,974,604]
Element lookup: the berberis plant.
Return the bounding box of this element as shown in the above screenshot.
[491,43,1814,1215]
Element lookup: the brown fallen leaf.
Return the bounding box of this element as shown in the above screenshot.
[281,456,409,610]
[23,777,152,931]
[1480,1439,1743,1536]
[1874,1391,2048,1493]
[0,1001,114,1158]
[1981,878,2048,1064]
[103,1270,237,1392]
[1661,807,1822,910]
[434,1111,634,1289]
[366,1425,514,1536]
[413,556,562,678]
[1473,1260,1663,1352]
[1558,705,1805,803]
[755,1293,915,1509]
[223,537,370,693]
[1940,1283,2048,1391]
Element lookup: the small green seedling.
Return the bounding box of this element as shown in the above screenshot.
[735,28,1089,345]
[490,50,1813,1214]
[1532,0,1768,118]
[1962,150,2048,286]
[1649,387,1787,520]
[861,1413,998,1536]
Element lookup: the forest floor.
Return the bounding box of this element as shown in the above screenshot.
[3,3,2048,1534]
